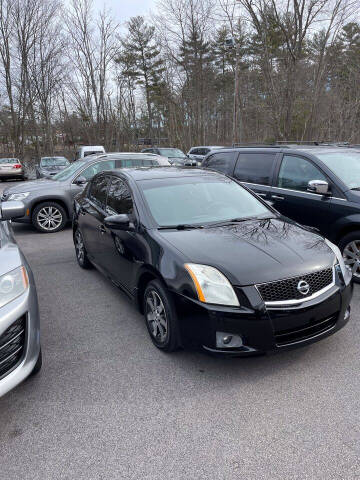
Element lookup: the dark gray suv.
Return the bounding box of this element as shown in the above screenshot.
[1,153,170,233]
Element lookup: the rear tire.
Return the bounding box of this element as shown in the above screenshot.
[32,202,67,233]
[31,349,42,376]
[339,231,360,284]
[143,280,180,352]
[74,228,92,269]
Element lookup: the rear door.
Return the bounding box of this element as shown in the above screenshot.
[270,154,332,233]
[233,151,278,201]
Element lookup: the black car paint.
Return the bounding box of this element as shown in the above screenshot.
[202,147,360,243]
[73,167,352,355]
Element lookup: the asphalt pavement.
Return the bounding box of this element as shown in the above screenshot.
[0,180,360,480]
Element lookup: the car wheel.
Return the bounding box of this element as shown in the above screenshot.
[32,202,67,233]
[339,231,360,283]
[31,348,42,376]
[143,280,180,352]
[74,229,92,269]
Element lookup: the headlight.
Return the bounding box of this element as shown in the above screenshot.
[325,239,352,285]
[0,266,29,308]
[185,263,240,306]
[8,192,30,201]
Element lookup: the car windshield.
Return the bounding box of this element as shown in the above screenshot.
[158,149,185,158]
[84,151,103,157]
[140,175,272,227]
[41,157,69,167]
[316,151,360,189]
[0,158,18,164]
[52,160,87,181]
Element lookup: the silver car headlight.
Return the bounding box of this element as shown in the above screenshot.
[325,239,352,285]
[8,192,30,201]
[185,263,240,306]
[0,266,29,308]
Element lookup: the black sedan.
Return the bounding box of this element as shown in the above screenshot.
[73,167,353,355]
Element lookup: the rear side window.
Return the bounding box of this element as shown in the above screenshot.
[234,153,276,185]
[277,155,327,191]
[106,177,134,215]
[119,158,156,167]
[204,152,237,174]
[89,175,110,209]
[79,160,115,181]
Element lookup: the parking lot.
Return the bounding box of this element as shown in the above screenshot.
[1,179,360,480]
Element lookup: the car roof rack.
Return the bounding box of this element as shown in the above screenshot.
[232,143,281,148]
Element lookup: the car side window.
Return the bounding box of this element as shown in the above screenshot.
[78,160,115,182]
[234,153,276,185]
[204,152,237,174]
[277,155,328,191]
[106,177,134,216]
[191,148,199,155]
[89,175,110,209]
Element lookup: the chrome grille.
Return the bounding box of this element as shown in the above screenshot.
[257,267,333,303]
[0,316,26,379]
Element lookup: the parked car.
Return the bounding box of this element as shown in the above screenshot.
[202,146,360,282]
[75,145,106,160]
[0,158,25,181]
[36,156,70,179]
[73,167,352,355]
[187,146,224,165]
[0,200,41,397]
[141,147,197,166]
[1,153,170,233]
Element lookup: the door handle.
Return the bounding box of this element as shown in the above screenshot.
[99,224,106,234]
[271,195,284,200]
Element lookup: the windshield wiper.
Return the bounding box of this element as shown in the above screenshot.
[158,224,204,230]
[204,216,274,228]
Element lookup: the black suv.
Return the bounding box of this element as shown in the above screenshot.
[202,146,360,281]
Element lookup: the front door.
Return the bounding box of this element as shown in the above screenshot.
[101,177,141,291]
[270,154,332,234]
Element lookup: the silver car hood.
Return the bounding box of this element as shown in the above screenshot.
[3,178,64,195]
[0,224,22,275]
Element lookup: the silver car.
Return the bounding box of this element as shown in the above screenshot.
[0,158,25,181]
[187,146,224,165]
[0,201,41,397]
[1,153,170,233]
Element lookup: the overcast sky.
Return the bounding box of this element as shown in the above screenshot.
[92,0,157,24]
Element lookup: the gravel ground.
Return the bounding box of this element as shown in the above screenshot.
[0,180,359,480]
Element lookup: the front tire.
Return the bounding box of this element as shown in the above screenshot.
[32,202,67,233]
[339,231,360,283]
[143,280,180,352]
[74,228,92,269]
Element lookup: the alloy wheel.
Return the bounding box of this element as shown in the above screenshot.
[75,230,85,264]
[343,240,360,278]
[145,290,168,343]
[36,206,63,231]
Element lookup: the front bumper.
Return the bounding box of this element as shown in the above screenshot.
[173,278,353,356]
[0,277,40,397]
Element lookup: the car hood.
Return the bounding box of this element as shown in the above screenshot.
[0,227,21,275]
[3,178,63,195]
[159,218,335,286]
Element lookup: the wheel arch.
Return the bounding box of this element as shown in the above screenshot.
[31,198,70,221]
[136,266,168,314]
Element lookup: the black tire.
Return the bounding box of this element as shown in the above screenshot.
[143,279,180,352]
[74,228,92,269]
[32,201,67,233]
[31,348,42,376]
[339,230,360,284]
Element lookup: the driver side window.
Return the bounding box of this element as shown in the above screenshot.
[278,156,327,192]
[79,160,115,181]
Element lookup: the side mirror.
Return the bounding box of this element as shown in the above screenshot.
[307,180,330,195]
[74,176,87,186]
[104,214,131,231]
[1,201,25,220]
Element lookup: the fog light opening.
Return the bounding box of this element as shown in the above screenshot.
[216,332,243,349]
[344,307,350,321]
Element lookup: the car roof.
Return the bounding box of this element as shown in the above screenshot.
[207,146,360,156]
[78,145,104,151]
[190,146,224,149]
[107,166,223,181]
